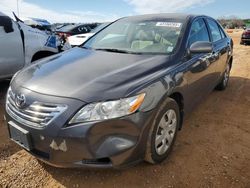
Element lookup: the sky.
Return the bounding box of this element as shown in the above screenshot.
[0,0,250,23]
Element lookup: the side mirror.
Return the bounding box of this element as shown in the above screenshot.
[0,16,14,33]
[189,41,213,54]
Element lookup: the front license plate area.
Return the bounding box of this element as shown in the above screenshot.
[8,122,32,151]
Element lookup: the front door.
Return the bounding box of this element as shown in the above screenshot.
[0,16,24,79]
[184,18,218,113]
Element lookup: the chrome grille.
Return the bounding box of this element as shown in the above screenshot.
[6,88,67,128]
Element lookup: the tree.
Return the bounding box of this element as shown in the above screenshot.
[218,15,245,29]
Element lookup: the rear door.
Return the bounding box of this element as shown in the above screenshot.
[0,16,24,79]
[206,18,229,81]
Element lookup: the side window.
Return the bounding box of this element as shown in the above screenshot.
[0,16,14,34]
[189,18,210,46]
[88,24,97,30]
[207,19,222,42]
[78,26,89,33]
[219,27,226,38]
[72,26,87,34]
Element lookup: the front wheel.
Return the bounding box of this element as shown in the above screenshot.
[145,98,180,164]
[215,63,231,91]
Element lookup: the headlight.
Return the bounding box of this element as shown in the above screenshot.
[69,93,145,124]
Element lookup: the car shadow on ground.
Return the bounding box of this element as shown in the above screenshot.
[34,76,250,187]
[0,80,10,99]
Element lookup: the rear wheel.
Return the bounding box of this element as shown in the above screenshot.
[215,63,231,91]
[145,98,180,164]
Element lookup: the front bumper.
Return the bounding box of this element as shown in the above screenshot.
[6,111,152,168]
[5,87,154,168]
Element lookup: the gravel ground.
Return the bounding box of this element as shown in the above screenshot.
[0,31,249,188]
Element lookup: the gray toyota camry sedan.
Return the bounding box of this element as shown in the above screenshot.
[5,13,233,168]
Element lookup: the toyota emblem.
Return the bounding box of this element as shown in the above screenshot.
[15,94,26,108]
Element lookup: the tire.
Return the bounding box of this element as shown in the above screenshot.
[145,98,180,164]
[37,159,50,168]
[215,63,231,91]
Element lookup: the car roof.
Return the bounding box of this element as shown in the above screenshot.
[120,13,198,22]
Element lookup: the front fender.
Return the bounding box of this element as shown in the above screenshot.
[139,67,187,112]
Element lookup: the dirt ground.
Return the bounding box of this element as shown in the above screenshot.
[0,31,249,188]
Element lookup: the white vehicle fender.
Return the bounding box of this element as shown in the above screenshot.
[19,22,59,66]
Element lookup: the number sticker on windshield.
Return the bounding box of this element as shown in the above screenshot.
[156,22,182,28]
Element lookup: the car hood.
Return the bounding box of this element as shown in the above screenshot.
[13,47,171,102]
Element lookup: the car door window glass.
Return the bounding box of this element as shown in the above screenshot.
[219,27,226,38]
[78,26,88,33]
[0,16,14,33]
[207,19,222,42]
[188,19,210,46]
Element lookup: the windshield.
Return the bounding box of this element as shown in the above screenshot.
[91,22,110,33]
[83,19,183,54]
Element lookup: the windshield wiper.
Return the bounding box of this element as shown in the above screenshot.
[94,48,141,54]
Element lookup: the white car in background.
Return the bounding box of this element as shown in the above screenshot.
[0,12,71,80]
[68,22,110,46]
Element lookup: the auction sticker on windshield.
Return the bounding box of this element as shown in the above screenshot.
[156,22,182,28]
